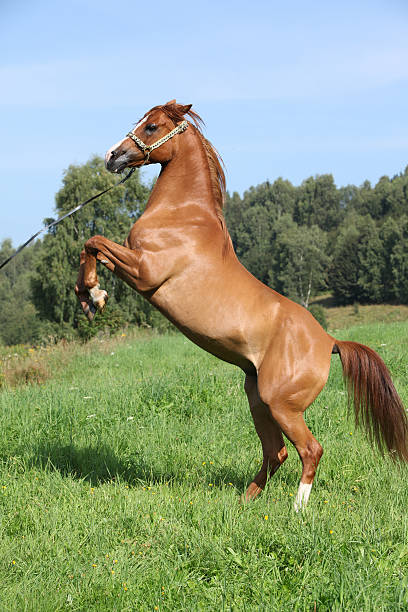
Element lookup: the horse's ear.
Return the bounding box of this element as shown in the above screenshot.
[165,99,176,105]
[179,104,192,115]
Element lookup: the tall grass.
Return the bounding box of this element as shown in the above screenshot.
[0,323,407,611]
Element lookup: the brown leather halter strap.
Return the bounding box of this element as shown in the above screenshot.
[126,120,188,164]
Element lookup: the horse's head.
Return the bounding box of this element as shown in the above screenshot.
[105,100,194,173]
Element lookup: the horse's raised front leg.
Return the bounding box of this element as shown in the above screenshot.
[75,235,141,321]
[75,247,108,321]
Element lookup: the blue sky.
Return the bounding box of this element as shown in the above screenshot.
[1,0,408,246]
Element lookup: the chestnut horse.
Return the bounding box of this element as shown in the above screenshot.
[75,100,408,510]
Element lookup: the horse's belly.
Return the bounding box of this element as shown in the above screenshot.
[176,324,257,374]
[150,287,262,374]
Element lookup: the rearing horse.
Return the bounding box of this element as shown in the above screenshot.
[75,100,408,510]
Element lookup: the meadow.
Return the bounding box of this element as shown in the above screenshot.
[1,320,408,611]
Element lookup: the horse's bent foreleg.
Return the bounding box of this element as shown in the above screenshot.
[84,235,145,286]
[75,235,143,321]
[75,249,107,321]
[244,375,288,501]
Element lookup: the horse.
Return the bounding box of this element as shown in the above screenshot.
[75,100,408,511]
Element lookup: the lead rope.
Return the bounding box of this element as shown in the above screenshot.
[0,167,135,271]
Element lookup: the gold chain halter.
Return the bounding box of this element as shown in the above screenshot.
[126,120,188,165]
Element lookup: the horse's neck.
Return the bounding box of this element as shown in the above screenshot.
[146,130,218,214]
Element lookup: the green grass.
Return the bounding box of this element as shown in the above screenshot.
[1,323,408,611]
[310,294,408,332]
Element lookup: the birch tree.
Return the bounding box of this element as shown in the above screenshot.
[272,216,330,308]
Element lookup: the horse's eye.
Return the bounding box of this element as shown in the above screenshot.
[146,123,157,132]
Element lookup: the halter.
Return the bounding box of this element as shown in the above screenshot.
[126,119,188,164]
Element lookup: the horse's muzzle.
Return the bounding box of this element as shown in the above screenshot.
[105,150,131,174]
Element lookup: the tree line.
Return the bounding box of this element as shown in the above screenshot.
[1,157,408,345]
[225,169,408,308]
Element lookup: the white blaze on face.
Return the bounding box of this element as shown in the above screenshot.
[105,136,128,165]
[131,114,150,133]
[105,114,151,165]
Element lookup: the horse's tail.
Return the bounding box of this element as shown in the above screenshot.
[333,340,408,462]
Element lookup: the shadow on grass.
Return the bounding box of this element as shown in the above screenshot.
[27,442,278,492]
[29,442,165,486]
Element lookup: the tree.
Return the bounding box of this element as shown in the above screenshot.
[380,217,402,302]
[224,191,245,252]
[31,156,152,332]
[381,215,408,303]
[0,239,43,345]
[267,177,297,219]
[338,184,361,213]
[329,215,384,304]
[349,179,376,218]
[271,216,330,307]
[238,204,274,283]
[329,224,360,305]
[225,179,297,284]
[294,174,342,232]
[356,216,384,302]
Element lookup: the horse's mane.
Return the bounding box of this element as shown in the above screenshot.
[147,103,227,214]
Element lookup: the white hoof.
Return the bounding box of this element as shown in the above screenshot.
[294,482,312,512]
[89,284,108,311]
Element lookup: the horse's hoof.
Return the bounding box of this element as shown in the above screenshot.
[241,482,263,503]
[89,286,109,312]
[83,302,97,322]
[95,291,108,312]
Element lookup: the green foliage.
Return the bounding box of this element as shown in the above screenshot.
[381,215,408,303]
[225,179,297,283]
[346,167,408,220]
[76,307,127,342]
[271,216,330,307]
[237,204,274,283]
[309,304,328,330]
[328,223,360,305]
[330,215,385,305]
[294,174,342,231]
[356,216,384,302]
[31,156,151,329]
[225,166,408,307]
[0,239,45,345]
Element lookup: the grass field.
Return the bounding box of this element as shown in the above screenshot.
[1,321,408,611]
[312,295,408,332]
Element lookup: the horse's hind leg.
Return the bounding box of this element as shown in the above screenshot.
[257,388,323,511]
[244,374,288,501]
[276,409,323,511]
